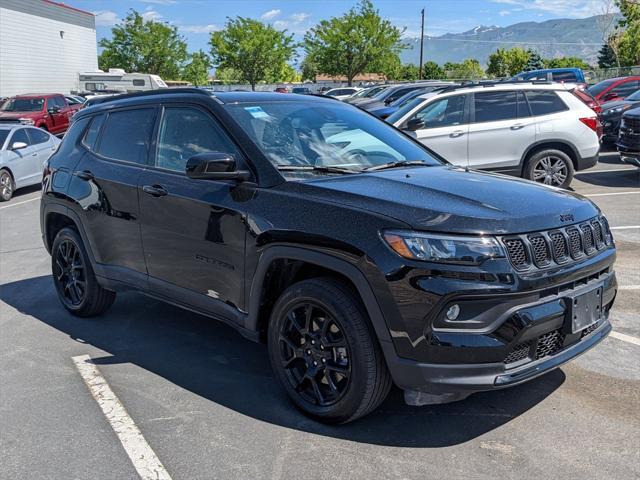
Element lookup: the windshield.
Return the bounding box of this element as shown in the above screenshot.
[587,79,616,97]
[225,101,441,176]
[361,86,387,98]
[0,98,44,112]
[0,130,9,148]
[626,89,640,101]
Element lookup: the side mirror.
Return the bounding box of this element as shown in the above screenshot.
[405,118,425,131]
[185,152,250,181]
[602,92,617,101]
[11,141,28,150]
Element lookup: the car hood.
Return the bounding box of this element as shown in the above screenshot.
[297,166,599,234]
[601,99,634,111]
[0,111,41,118]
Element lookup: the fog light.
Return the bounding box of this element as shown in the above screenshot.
[446,304,460,321]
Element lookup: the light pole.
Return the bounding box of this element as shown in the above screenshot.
[419,8,425,79]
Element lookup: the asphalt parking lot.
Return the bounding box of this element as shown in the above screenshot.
[1,149,638,480]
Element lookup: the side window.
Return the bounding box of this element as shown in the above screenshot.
[413,95,466,128]
[133,79,145,86]
[10,129,31,147]
[552,71,578,82]
[28,128,51,145]
[156,107,238,173]
[525,90,568,116]
[611,81,639,98]
[97,109,156,164]
[517,91,530,118]
[474,91,517,123]
[82,114,106,151]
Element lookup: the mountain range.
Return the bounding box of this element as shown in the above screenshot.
[400,14,619,67]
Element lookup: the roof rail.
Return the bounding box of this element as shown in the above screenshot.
[88,87,211,106]
[437,79,555,94]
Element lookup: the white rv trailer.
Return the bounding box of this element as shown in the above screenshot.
[77,69,167,93]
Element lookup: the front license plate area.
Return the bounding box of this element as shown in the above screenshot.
[568,284,603,333]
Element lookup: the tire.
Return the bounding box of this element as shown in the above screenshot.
[268,277,392,424]
[524,149,574,188]
[51,227,115,317]
[0,169,14,202]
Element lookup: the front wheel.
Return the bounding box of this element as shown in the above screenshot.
[524,149,574,188]
[268,277,392,424]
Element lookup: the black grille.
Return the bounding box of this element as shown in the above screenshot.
[504,238,528,269]
[581,224,595,254]
[528,234,551,267]
[503,217,609,271]
[535,329,565,359]
[504,342,531,364]
[549,232,569,262]
[624,116,640,130]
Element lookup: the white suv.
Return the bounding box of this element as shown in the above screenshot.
[387,83,601,188]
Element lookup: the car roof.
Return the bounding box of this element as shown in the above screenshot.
[10,93,61,98]
[415,81,577,99]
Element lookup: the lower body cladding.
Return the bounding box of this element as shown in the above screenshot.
[383,271,617,405]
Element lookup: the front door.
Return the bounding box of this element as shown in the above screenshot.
[404,93,468,165]
[138,105,248,313]
[5,128,37,186]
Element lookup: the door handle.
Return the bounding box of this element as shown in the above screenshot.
[142,184,168,197]
[450,130,465,138]
[31,152,38,156]
[510,123,525,130]
[76,170,94,181]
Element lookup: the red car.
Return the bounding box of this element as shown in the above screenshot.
[587,76,640,103]
[0,93,76,135]
[274,87,289,93]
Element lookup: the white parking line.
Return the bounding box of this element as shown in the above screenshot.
[619,285,640,290]
[72,355,172,480]
[586,191,640,197]
[0,196,39,210]
[610,331,640,347]
[610,226,640,230]
[577,168,638,175]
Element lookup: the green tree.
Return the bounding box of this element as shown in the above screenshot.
[182,50,211,86]
[486,47,529,77]
[445,59,484,80]
[266,63,300,83]
[98,10,188,80]
[524,49,545,71]
[399,64,420,80]
[422,61,445,79]
[544,56,591,70]
[377,55,403,80]
[215,67,242,84]
[304,0,404,86]
[210,17,296,90]
[597,42,618,68]
[300,57,318,82]
[616,0,640,66]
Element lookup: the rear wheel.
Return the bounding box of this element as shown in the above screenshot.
[524,149,574,188]
[51,227,115,317]
[268,277,392,424]
[0,169,14,201]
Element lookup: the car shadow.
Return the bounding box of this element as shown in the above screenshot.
[574,167,640,188]
[0,275,565,448]
[11,183,41,199]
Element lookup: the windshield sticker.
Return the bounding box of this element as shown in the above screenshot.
[244,106,270,119]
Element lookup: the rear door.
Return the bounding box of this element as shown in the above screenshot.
[27,127,57,170]
[138,104,248,314]
[71,108,156,281]
[404,93,469,165]
[467,90,535,170]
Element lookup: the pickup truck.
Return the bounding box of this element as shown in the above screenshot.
[0,93,77,135]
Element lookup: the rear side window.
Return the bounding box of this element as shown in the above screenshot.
[97,109,155,164]
[525,91,568,116]
[28,128,50,145]
[551,71,578,82]
[156,107,238,173]
[474,91,517,122]
[83,114,105,150]
[516,91,530,118]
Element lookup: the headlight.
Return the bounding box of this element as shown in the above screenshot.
[18,118,35,125]
[382,230,505,265]
[604,105,632,115]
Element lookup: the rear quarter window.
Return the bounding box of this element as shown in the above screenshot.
[525,91,569,116]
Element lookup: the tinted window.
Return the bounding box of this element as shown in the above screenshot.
[97,109,155,164]
[552,71,578,82]
[525,90,568,116]
[611,81,640,98]
[0,130,9,148]
[10,129,31,146]
[587,79,617,97]
[386,86,423,103]
[474,91,517,122]
[133,79,145,86]
[517,91,530,117]
[28,128,51,145]
[83,114,105,150]
[49,96,66,109]
[414,95,466,128]
[156,107,238,173]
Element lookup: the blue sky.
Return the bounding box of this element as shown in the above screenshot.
[72,0,607,54]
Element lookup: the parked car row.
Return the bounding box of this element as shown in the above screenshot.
[0,93,82,135]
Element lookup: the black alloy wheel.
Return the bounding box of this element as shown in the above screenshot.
[278,302,351,407]
[54,238,86,307]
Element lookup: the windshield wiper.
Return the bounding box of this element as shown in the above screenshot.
[363,160,431,172]
[276,165,359,175]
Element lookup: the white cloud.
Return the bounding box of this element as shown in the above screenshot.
[142,9,163,21]
[290,12,311,22]
[491,0,616,18]
[180,24,220,34]
[94,10,118,26]
[499,9,511,16]
[261,9,281,20]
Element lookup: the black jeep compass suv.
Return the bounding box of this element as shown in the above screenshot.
[41,89,617,423]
